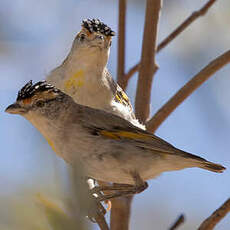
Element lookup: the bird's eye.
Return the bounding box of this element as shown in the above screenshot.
[109,41,112,47]
[96,35,104,40]
[79,33,86,41]
[36,100,45,107]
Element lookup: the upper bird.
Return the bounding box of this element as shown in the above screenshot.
[5,81,225,199]
[46,18,143,129]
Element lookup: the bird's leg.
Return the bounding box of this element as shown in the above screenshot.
[91,171,148,201]
[131,171,148,193]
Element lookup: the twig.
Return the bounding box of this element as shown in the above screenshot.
[117,0,127,89]
[135,0,161,123]
[123,63,140,90]
[123,0,217,86]
[169,214,185,230]
[95,214,110,230]
[198,198,230,230]
[146,50,230,133]
[110,196,133,230]
[112,1,133,230]
[157,0,217,52]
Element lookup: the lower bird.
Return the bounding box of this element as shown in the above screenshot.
[5,81,225,200]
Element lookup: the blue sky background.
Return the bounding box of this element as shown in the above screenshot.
[1,0,230,229]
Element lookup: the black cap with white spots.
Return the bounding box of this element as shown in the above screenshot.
[82,18,115,36]
[17,80,58,101]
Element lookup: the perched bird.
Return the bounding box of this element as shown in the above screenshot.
[46,18,143,129]
[5,81,225,200]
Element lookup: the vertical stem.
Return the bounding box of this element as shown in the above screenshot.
[111,2,132,229]
[135,0,161,123]
[110,196,133,230]
[117,0,127,88]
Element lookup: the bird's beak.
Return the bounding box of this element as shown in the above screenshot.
[5,103,26,114]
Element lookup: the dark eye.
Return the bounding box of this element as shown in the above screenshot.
[79,33,86,41]
[96,35,104,40]
[36,100,45,107]
[109,41,112,47]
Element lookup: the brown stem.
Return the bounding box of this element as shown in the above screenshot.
[111,1,133,230]
[169,214,185,230]
[95,214,110,230]
[123,0,217,85]
[110,196,133,230]
[146,50,230,133]
[117,0,127,89]
[135,0,161,123]
[198,198,230,230]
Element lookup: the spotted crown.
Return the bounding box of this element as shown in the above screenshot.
[82,18,115,36]
[17,80,58,101]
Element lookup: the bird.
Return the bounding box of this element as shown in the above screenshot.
[5,81,226,200]
[46,18,144,129]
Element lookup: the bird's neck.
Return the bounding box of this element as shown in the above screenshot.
[63,47,109,81]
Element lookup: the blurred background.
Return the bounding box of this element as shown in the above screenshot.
[1,0,230,229]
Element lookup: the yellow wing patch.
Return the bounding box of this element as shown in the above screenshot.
[100,130,151,140]
[99,130,174,155]
[64,70,85,91]
[115,89,132,109]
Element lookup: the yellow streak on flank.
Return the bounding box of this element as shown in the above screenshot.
[46,138,57,153]
[64,70,85,91]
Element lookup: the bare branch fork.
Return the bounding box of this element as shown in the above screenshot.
[120,0,218,90]
[147,49,230,132]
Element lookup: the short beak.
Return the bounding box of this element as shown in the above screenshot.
[5,103,25,114]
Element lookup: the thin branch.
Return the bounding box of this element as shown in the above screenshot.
[117,0,127,89]
[112,1,133,229]
[123,63,140,90]
[123,0,217,85]
[135,0,161,123]
[146,50,230,133]
[95,214,110,230]
[198,198,230,230]
[157,0,217,52]
[110,196,133,230]
[169,214,185,230]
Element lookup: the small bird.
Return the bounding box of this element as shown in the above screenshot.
[5,81,225,200]
[46,18,143,129]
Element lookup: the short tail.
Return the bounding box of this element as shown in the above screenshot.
[200,161,226,173]
[179,150,226,173]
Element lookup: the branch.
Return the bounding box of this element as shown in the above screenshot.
[169,214,185,230]
[95,214,109,230]
[110,196,133,230]
[146,50,230,133]
[135,0,161,123]
[157,0,217,52]
[112,2,133,229]
[117,0,127,89]
[198,198,230,230]
[123,0,217,85]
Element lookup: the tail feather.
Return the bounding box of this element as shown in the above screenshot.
[179,150,226,173]
[200,161,226,173]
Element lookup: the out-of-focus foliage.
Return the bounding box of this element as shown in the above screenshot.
[37,193,87,230]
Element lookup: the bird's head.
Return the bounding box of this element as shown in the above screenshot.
[72,19,115,55]
[5,81,67,120]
